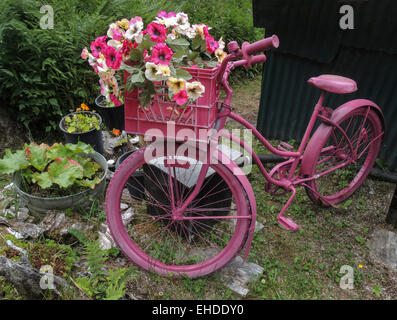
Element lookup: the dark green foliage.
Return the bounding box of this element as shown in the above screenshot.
[0,0,262,137]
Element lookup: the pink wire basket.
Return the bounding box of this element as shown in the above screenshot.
[124,66,220,140]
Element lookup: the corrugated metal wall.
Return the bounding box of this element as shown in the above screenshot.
[253,0,397,171]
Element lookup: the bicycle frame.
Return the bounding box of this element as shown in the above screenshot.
[166,51,383,232]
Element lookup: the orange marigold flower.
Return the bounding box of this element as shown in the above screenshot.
[81,103,90,111]
[76,107,82,112]
[113,129,121,136]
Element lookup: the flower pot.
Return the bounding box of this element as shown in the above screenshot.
[95,95,125,131]
[59,111,104,155]
[13,152,108,218]
[115,150,145,200]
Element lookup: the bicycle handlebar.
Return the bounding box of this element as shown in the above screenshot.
[241,35,280,57]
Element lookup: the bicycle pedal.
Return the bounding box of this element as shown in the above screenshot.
[278,141,294,151]
[277,216,299,232]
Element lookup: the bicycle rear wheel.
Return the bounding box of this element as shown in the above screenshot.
[305,107,383,206]
[105,142,252,278]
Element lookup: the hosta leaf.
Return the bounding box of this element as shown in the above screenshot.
[0,149,29,174]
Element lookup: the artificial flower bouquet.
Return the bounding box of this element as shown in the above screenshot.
[82,11,227,109]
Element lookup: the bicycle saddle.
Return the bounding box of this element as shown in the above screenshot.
[308,74,358,94]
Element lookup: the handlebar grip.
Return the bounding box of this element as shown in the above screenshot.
[243,35,280,56]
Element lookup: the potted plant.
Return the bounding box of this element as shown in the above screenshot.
[59,104,104,155]
[81,12,227,129]
[0,141,108,217]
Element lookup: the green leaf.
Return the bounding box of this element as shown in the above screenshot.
[47,158,84,188]
[129,70,145,83]
[28,144,50,171]
[76,177,101,189]
[64,141,95,155]
[175,68,192,80]
[166,37,190,53]
[67,126,76,133]
[0,149,29,175]
[32,172,52,189]
[204,60,218,68]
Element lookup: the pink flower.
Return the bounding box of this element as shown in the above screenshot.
[112,28,124,41]
[110,94,122,107]
[203,25,210,38]
[158,11,176,18]
[206,36,219,54]
[81,48,89,60]
[90,36,107,58]
[172,90,188,106]
[103,45,123,70]
[147,22,167,43]
[150,43,174,66]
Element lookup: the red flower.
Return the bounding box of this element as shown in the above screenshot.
[206,36,219,54]
[121,39,133,57]
[172,90,188,106]
[147,22,167,43]
[150,43,174,66]
[103,45,123,70]
[90,36,107,58]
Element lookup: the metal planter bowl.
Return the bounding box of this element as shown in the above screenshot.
[13,152,108,217]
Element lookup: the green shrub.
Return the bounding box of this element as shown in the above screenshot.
[0,0,263,137]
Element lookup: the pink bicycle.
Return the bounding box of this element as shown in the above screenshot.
[105,35,385,278]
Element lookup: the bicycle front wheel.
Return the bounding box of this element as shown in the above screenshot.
[305,107,383,206]
[105,142,252,278]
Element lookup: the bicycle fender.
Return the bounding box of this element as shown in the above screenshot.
[301,99,385,176]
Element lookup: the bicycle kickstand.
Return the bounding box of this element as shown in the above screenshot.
[277,187,300,232]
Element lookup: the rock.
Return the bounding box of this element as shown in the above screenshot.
[39,211,93,243]
[120,203,129,211]
[122,208,135,225]
[102,131,129,156]
[190,248,263,297]
[220,256,264,296]
[2,209,16,219]
[39,212,66,232]
[17,208,30,222]
[255,221,264,232]
[98,231,115,250]
[369,229,397,271]
[129,135,140,145]
[7,222,44,239]
[0,240,69,299]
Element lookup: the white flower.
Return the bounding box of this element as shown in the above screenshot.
[186,81,205,100]
[218,37,225,50]
[126,17,143,40]
[175,12,189,26]
[107,39,122,50]
[107,23,118,38]
[145,62,165,81]
[184,27,197,39]
[156,65,171,79]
